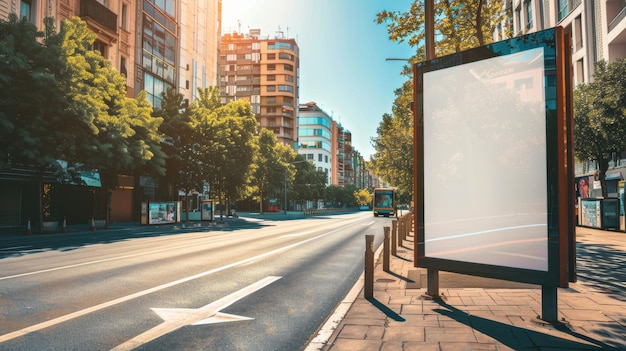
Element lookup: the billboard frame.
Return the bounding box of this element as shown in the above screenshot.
[413,27,573,322]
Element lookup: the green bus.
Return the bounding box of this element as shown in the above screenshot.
[373,188,397,217]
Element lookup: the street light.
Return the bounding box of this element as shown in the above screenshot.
[284,160,307,215]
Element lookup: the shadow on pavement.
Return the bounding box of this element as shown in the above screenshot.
[366,298,405,322]
[0,218,268,259]
[575,239,626,302]
[433,299,620,350]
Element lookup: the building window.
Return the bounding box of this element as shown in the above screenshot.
[121,3,128,30]
[525,0,533,30]
[325,155,329,163]
[318,154,323,162]
[285,74,294,82]
[278,84,293,92]
[267,64,276,70]
[267,85,276,92]
[20,0,33,22]
[307,154,314,160]
[267,53,276,60]
[92,40,108,58]
[120,56,127,77]
[267,107,277,113]
[279,52,294,60]
[284,64,293,71]
[558,0,569,21]
[267,75,276,81]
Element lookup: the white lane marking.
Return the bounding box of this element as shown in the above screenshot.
[280,230,314,238]
[0,220,358,343]
[111,276,282,351]
[361,221,375,226]
[0,242,206,281]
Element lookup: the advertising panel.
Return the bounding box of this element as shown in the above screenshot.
[414,27,572,286]
[148,202,180,224]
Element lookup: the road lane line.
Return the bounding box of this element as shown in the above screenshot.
[0,220,360,343]
[0,242,209,281]
[111,276,282,351]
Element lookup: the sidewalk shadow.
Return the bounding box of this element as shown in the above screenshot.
[433,300,621,350]
[366,297,405,322]
[575,240,626,302]
[385,270,414,283]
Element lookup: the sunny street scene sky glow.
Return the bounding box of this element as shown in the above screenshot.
[221,0,415,159]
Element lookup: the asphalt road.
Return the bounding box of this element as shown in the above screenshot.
[0,211,389,350]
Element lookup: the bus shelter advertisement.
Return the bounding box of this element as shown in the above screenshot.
[414,27,573,289]
[141,201,181,225]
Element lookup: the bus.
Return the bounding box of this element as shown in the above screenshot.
[372,188,397,217]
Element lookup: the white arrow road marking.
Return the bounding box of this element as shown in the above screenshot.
[111,276,281,351]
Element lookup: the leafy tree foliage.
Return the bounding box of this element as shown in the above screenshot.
[0,14,65,169]
[290,156,326,209]
[574,59,626,197]
[153,88,197,200]
[325,184,358,208]
[376,0,506,59]
[353,188,373,207]
[53,17,166,184]
[191,88,257,209]
[370,81,414,199]
[372,1,508,200]
[251,129,297,212]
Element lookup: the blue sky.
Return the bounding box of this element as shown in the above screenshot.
[221,0,416,159]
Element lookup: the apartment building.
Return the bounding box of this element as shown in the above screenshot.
[298,102,333,186]
[510,0,626,86]
[1,0,221,225]
[139,0,220,107]
[334,123,354,188]
[218,29,300,147]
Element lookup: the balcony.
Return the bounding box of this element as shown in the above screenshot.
[608,7,626,33]
[80,0,117,35]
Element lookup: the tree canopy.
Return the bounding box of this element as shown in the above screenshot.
[372,1,508,199]
[574,58,626,197]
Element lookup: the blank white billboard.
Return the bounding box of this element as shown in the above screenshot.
[422,47,548,271]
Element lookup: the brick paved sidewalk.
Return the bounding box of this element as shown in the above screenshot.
[306,227,626,351]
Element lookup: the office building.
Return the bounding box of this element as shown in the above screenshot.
[298,102,333,185]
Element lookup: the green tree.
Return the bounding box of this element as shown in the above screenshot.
[192,88,257,213]
[0,15,65,169]
[153,88,197,202]
[376,0,507,60]
[574,59,626,198]
[252,129,296,213]
[370,81,414,199]
[354,188,373,207]
[53,17,165,184]
[290,156,326,209]
[372,1,508,201]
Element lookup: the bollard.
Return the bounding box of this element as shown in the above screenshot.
[383,227,390,272]
[364,234,374,299]
[25,217,32,235]
[391,219,397,256]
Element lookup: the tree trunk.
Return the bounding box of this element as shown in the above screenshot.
[598,157,609,198]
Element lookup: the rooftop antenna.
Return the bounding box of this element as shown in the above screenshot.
[286,26,290,37]
[237,19,241,33]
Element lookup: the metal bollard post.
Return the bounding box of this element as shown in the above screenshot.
[364,234,374,299]
[391,220,397,256]
[383,227,390,272]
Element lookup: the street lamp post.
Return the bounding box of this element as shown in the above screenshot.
[284,160,307,215]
